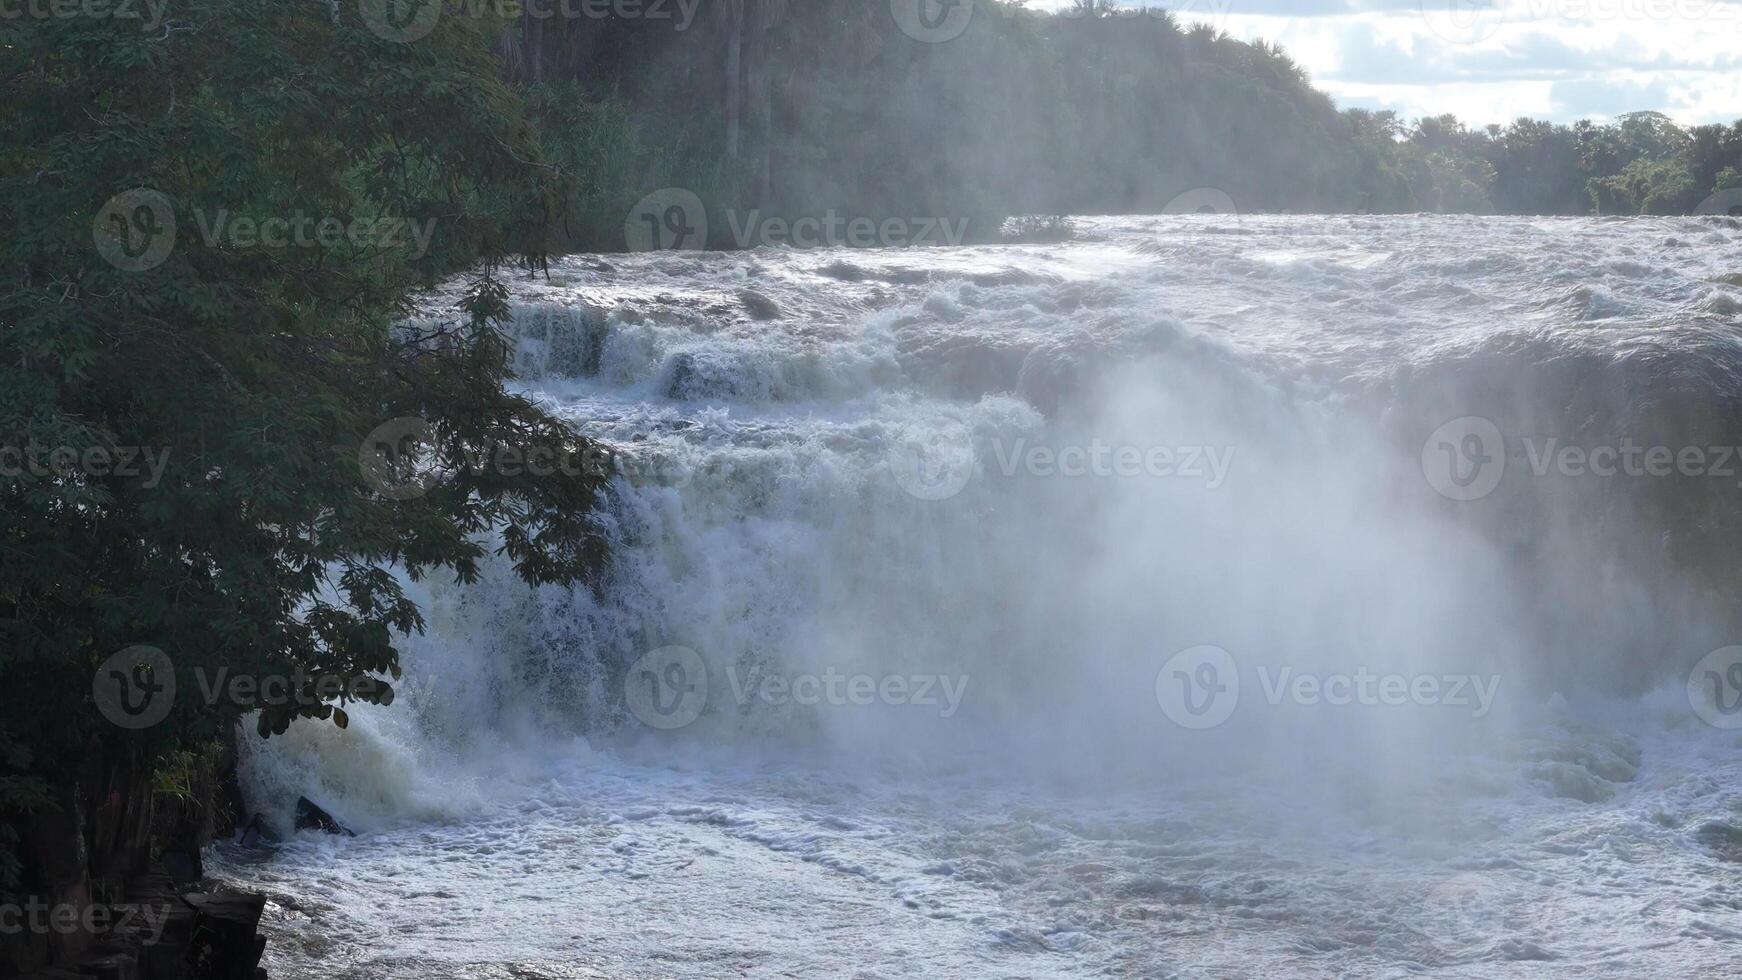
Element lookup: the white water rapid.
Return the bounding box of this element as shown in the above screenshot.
[211,214,1742,978]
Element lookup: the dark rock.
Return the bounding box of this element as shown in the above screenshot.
[79,952,138,980]
[160,850,201,888]
[7,732,274,980]
[1696,822,1742,862]
[665,352,698,400]
[126,871,197,979]
[292,798,353,837]
[235,815,278,850]
[737,288,781,321]
[183,892,266,980]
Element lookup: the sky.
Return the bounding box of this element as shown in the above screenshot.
[1027,0,1742,126]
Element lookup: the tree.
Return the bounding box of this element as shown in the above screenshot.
[0,0,612,886]
[1592,157,1699,214]
[715,0,789,160]
[1491,118,1583,215]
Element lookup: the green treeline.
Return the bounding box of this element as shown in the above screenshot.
[1347,108,1742,216]
[513,0,1742,246]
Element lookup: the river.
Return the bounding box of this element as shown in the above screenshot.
[211,213,1742,978]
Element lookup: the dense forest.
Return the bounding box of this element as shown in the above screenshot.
[514,0,1742,246]
[3,1,1741,972]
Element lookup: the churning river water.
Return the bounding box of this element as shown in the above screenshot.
[210,214,1742,978]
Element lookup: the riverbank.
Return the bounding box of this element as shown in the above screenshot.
[2,732,271,979]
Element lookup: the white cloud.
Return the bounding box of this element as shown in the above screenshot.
[1023,0,1742,124]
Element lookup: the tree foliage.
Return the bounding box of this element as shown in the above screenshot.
[0,0,612,821]
[507,1,1742,245]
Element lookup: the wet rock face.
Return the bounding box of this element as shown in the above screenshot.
[292,798,353,837]
[184,890,269,979]
[1695,822,1742,863]
[3,732,272,980]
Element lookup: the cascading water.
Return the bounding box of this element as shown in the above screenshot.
[213,215,1742,978]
